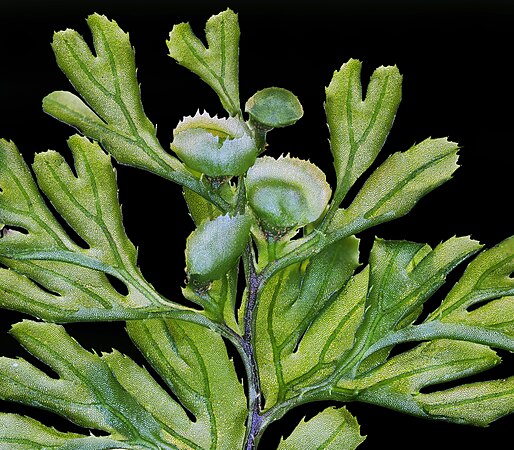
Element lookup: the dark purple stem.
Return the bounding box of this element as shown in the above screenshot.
[242,255,264,450]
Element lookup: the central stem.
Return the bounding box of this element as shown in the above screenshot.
[242,248,264,449]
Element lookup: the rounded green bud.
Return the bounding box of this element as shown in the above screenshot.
[246,156,331,230]
[171,112,258,177]
[185,213,251,283]
[245,87,303,130]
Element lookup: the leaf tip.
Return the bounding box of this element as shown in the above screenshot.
[86,12,111,26]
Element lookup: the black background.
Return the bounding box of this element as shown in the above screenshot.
[0,0,513,448]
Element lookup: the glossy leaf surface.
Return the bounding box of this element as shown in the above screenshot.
[326,60,402,204]
[43,14,181,175]
[277,407,365,450]
[0,319,247,450]
[167,9,241,116]
[328,237,514,424]
[1,8,513,450]
[255,236,360,408]
[0,137,188,321]
[127,318,247,449]
[0,414,132,449]
[339,138,460,231]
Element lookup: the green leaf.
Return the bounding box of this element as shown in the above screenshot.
[416,377,514,426]
[339,339,501,420]
[0,320,208,449]
[43,14,182,176]
[280,267,368,390]
[0,137,190,321]
[0,140,75,252]
[277,407,365,450]
[460,295,514,334]
[183,187,223,225]
[0,413,131,449]
[427,235,514,324]
[167,9,241,116]
[350,236,482,361]
[126,318,247,450]
[356,339,500,393]
[325,59,402,204]
[321,236,514,426]
[2,7,513,447]
[333,138,459,233]
[255,237,360,408]
[32,137,137,268]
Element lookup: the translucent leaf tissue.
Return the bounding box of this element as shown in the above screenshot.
[1,8,513,450]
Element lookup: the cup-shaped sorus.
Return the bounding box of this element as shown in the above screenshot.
[171,111,257,176]
[246,156,331,233]
[185,213,252,284]
[245,87,303,130]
